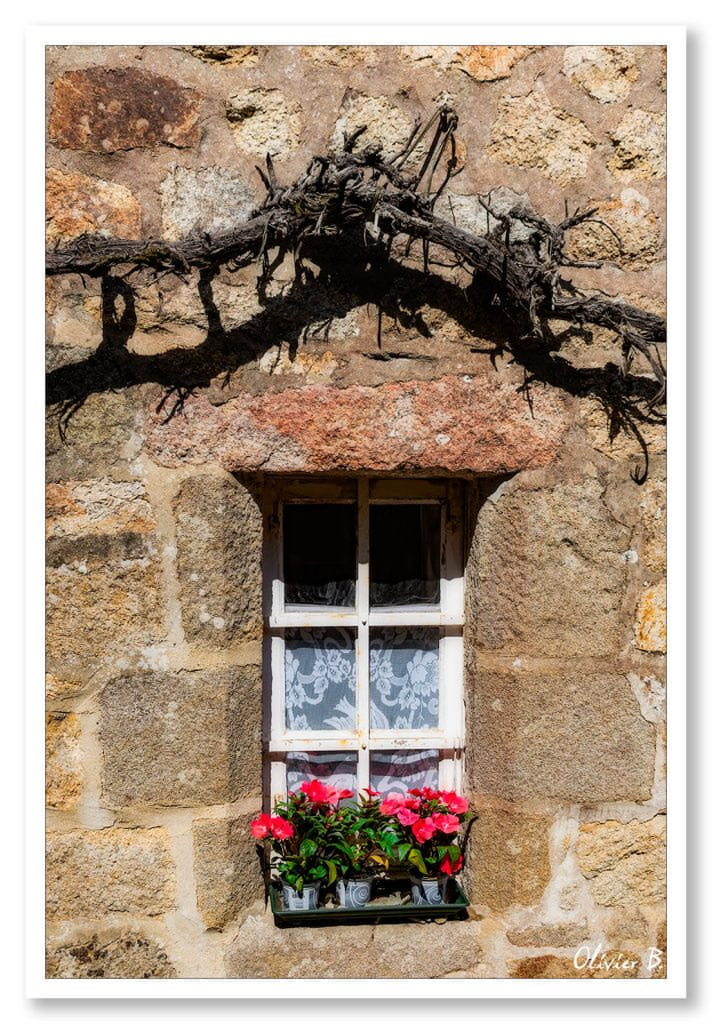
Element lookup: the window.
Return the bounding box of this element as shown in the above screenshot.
[263,478,465,803]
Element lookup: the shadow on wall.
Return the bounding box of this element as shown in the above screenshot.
[46,234,664,481]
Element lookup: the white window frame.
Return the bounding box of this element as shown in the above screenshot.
[262,477,465,805]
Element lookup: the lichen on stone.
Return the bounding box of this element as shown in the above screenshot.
[488,88,595,184]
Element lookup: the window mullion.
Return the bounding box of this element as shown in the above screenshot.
[356,478,370,793]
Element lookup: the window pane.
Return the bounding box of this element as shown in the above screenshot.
[370,504,440,606]
[370,628,439,729]
[370,749,440,796]
[285,628,356,730]
[283,503,356,606]
[286,751,358,795]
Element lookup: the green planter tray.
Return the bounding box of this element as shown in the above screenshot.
[270,878,469,928]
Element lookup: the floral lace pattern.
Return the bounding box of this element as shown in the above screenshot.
[285,577,355,608]
[284,627,440,731]
[285,628,356,730]
[369,628,440,729]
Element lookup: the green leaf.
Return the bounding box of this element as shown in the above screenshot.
[325,859,338,885]
[331,840,357,861]
[299,838,317,859]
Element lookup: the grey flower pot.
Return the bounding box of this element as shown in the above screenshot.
[410,875,448,906]
[281,880,321,910]
[335,876,375,908]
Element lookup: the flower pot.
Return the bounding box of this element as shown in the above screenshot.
[281,880,321,911]
[410,874,448,906]
[335,876,375,908]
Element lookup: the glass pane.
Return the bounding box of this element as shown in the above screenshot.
[370,628,440,729]
[370,504,440,606]
[285,628,356,730]
[286,751,358,796]
[370,749,440,796]
[283,503,356,606]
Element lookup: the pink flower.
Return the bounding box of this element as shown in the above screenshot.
[441,791,469,814]
[380,793,407,815]
[439,850,463,875]
[431,812,460,835]
[411,817,436,844]
[269,816,294,840]
[250,813,272,839]
[395,807,419,826]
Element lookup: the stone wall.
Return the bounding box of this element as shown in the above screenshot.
[45,43,666,979]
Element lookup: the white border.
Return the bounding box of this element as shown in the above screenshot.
[26,24,686,1000]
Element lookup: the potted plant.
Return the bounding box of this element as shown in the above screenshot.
[324,788,389,908]
[251,780,473,915]
[377,787,472,906]
[250,778,354,910]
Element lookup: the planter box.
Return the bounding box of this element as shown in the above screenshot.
[270,877,469,928]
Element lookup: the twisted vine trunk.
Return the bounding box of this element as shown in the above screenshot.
[45,106,666,400]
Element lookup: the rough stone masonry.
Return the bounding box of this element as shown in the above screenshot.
[45,43,666,980]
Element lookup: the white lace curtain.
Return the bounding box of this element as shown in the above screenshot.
[285,627,440,731]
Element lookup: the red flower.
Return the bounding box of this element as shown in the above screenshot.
[250,813,272,839]
[411,816,436,844]
[405,796,422,811]
[300,779,333,804]
[322,785,353,806]
[407,788,421,797]
[439,850,463,875]
[364,787,379,797]
[269,816,294,840]
[431,812,460,835]
[421,786,439,800]
[299,779,353,806]
[395,807,419,826]
[441,790,469,814]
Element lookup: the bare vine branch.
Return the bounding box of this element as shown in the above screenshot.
[45,104,666,405]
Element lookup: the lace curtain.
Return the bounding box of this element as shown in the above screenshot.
[285,749,439,797]
[286,751,357,794]
[285,628,356,730]
[370,627,439,729]
[371,749,439,795]
[285,627,440,731]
